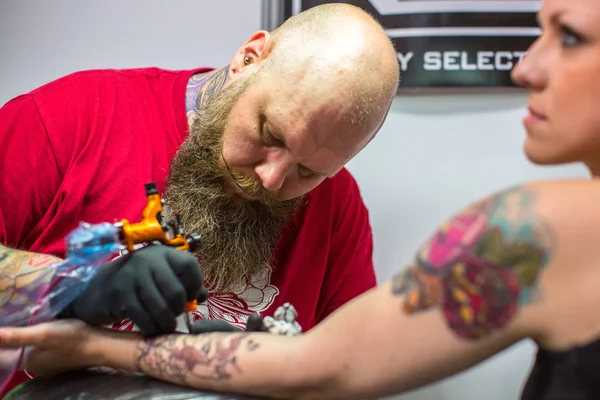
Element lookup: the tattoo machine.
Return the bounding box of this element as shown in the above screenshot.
[112,182,202,332]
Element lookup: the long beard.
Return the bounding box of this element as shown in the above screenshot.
[164,75,301,292]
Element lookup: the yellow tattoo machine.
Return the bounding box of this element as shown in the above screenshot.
[113,182,202,332]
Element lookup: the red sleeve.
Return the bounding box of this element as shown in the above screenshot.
[0,95,62,249]
[316,170,377,322]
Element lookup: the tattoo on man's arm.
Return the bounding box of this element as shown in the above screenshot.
[392,186,554,340]
[0,246,60,319]
[134,333,260,384]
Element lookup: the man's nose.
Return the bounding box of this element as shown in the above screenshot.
[254,154,292,192]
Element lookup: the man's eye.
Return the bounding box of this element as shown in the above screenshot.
[263,128,281,146]
[298,166,318,179]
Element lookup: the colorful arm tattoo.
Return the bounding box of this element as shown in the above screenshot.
[0,246,60,323]
[392,186,554,340]
[185,65,230,120]
[134,333,260,384]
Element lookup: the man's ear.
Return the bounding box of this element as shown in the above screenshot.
[229,30,272,78]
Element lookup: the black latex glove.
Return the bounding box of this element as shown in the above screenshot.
[191,312,267,334]
[58,245,207,337]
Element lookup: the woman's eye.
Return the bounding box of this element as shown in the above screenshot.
[560,25,582,48]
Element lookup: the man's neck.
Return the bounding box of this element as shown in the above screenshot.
[185,65,230,122]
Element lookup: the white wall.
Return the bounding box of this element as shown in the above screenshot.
[0,0,261,102]
[0,1,590,399]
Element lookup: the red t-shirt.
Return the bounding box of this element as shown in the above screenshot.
[0,68,376,392]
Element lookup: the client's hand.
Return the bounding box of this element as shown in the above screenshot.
[0,320,106,376]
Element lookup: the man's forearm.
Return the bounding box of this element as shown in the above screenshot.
[0,244,60,311]
[95,330,328,399]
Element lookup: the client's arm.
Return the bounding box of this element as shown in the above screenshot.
[3,180,596,399]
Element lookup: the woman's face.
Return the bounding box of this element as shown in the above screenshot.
[511,0,600,174]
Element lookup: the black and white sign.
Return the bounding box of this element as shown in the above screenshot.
[276,0,542,90]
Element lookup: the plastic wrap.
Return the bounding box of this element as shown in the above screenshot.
[0,222,122,395]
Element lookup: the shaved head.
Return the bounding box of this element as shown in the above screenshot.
[261,3,399,127]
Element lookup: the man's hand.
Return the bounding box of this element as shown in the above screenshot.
[59,245,207,337]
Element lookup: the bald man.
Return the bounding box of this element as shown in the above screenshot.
[0,2,399,394]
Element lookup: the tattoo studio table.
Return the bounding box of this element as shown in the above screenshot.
[4,370,265,400]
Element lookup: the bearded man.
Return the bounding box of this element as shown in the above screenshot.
[0,2,399,394]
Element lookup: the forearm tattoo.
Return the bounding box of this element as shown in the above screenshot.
[392,186,554,340]
[134,333,260,384]
[0,246,60,323]
[185,65,229,120]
